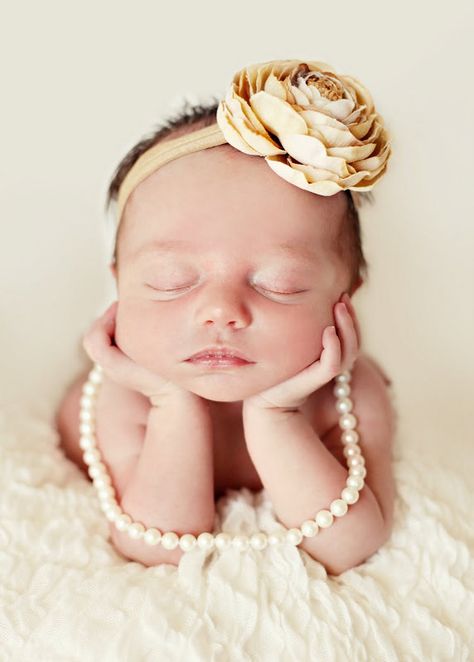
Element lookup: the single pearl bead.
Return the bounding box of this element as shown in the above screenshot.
[100,497,117,512]
[341,487,360,504]
[101,496,118,509]
[93,475,112,489]
[80,394,94,409]
[88,462,107,479]
[89,371,103,384]
[214,533,232,550]
[179,534,197,551]
[98,496,115,511]
[343,443,361,459]
[143,528,161,546]
[333,382,350,398]
[301,520,319,537]
[97,484,115,500]
[82,382,97,396]
[161,532,179,550]
[330,499,348,517]
[350,465,367,479]
[115,514,132,531]
[335,397,353,414]
[267,532,284,546]
[79,409,95,423]
[315,510,334,528]
[347,475,364,490]
[335,371,351,383]
[83,449,101,464]
[339,413,357,430]
[79,436,96,451]
[80,422,94,436]
[128,523,146,540]
[342,429,359,444]
[232,535,250,551]
[348,455,365,468]
[250,533,268,550]
[286,528,303,545]
[197,532,215,550]
[104,504,122,521]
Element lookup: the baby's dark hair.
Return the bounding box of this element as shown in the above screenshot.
[105,97,372,293]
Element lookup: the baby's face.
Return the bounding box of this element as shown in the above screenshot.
[111,144,353,404]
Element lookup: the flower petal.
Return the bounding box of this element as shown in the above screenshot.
[326,143,377,162]
[279,134,350,177]
[263,72,287,100]
[352,138,391,171]
[309,123,361,148]
[265,156,344,195]
[350,113,376,140]
[216,102,260,155]
[340,74,375,115]
[299,109,349,132]
[249,91,308,137]
[289,83,311,106]
[319,97,356,121]
[226,96,285,155]
[290,160,371,187]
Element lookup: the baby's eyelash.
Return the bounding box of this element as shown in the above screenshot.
[146,284,308,297]
[259,287,307,296]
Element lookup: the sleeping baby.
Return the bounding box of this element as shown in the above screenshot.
[55,59,396,575]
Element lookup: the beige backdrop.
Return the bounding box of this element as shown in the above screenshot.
[1,0,473,485]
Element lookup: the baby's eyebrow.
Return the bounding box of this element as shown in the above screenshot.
[133,239,319,263]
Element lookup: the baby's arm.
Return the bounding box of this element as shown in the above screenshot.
[109,392,215,567]
[82,302,215,567]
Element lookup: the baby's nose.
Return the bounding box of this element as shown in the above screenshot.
[196,284,251,329]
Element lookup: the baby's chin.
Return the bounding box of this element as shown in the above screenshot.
[180,371,270,404]
[185,382,257,404]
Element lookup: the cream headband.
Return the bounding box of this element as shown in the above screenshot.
[115,59,392,227]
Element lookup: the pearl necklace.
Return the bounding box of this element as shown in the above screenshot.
[79,363,366,553]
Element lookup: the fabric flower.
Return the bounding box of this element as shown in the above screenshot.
[216,59,392,196]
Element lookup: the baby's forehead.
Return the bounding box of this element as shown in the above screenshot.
[120,145,347,258]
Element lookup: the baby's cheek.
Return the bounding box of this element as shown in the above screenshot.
[115,302,174,371]
[277,315,323,368]
[114,302,148,357]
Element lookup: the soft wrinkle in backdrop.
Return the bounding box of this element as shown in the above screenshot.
[0,0,473,486]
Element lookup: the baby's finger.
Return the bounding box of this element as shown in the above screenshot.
[335,303,358,369]
[320,324,342,376]
[342,294,361,348]
[82,303,119,362]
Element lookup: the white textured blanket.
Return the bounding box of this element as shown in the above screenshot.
[0,403,473,661]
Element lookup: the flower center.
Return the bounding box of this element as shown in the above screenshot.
[309,74,344,101]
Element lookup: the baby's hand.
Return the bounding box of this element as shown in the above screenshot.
[82,302,199,408]
[243,292,361,413]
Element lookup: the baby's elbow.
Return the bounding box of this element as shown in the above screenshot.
[325,523,391,577]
